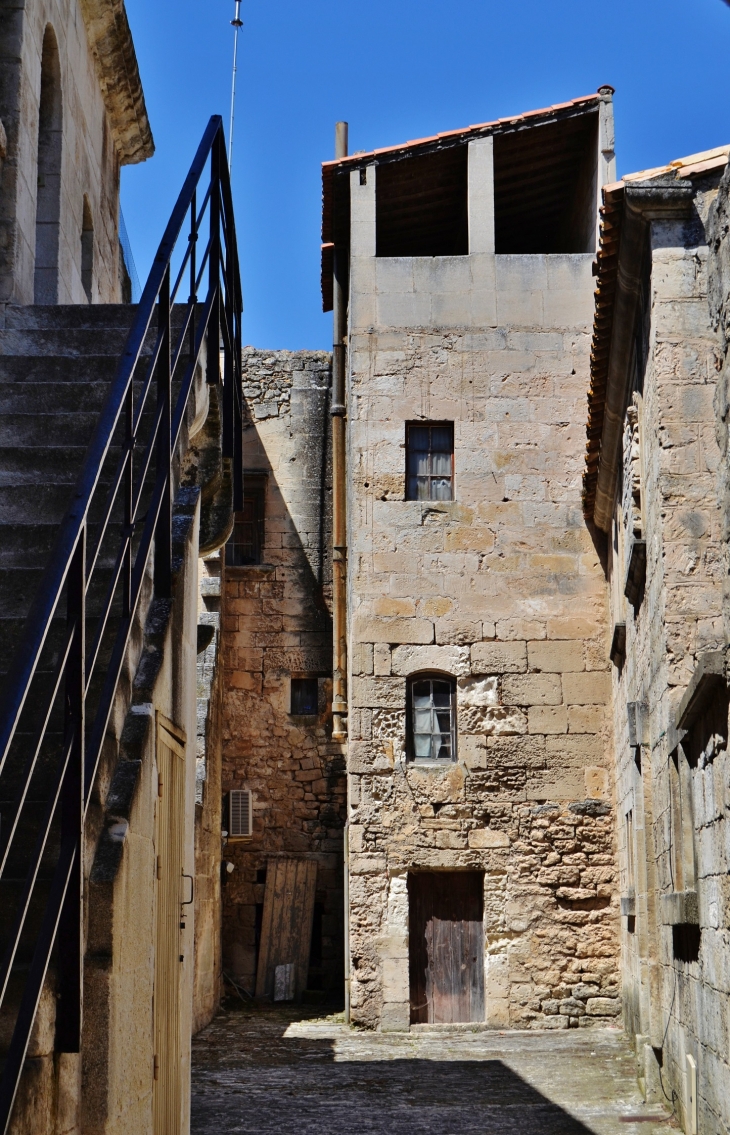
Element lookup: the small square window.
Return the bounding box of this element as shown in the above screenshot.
[226,475,266,566]
[406,423,453,501]
[291,678,318,716]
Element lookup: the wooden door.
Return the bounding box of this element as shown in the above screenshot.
[255,859,317,1000]
[409,871,484,1024]
[153,718,186,1135]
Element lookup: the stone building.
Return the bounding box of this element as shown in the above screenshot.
[0,0,151,303]
[220,348,346,1002]
[0,1,231,1132]
[314,88,624,1032]
[584,146,730,1133]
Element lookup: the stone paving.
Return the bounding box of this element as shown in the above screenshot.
[191,1005,678,1134]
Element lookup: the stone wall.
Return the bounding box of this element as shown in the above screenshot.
[0,0,152,304]
[608,170,730,1132]
[220,349,346,1000]
[344,155,618,1030]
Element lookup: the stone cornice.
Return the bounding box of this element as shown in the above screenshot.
[79,0,153,166]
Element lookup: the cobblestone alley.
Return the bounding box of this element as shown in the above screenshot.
[191,1007,677,1134]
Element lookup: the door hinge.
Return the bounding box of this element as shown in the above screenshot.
[156,855,162,880]
[153,1053,159,1081]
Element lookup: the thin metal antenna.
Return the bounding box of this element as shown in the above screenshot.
[228,0,243,172]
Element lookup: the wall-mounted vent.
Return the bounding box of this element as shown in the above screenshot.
[229,789,253,838]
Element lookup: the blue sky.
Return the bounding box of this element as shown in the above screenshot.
[122,0,730,351]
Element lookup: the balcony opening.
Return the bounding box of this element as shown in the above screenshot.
[376,145,468,257]
[494,112,599,254]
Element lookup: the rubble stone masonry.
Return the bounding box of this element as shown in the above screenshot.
[221,349,346,998]
[344,155,619,1031]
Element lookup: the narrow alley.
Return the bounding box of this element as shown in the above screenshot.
[190,1007,676,1134]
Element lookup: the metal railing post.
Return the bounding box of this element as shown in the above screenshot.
[207,132,221,386]
[154,265,172,597]
[56,525,85,1052]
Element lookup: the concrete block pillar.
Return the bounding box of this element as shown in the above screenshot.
[351,165,376,259]
[468,137,495,256]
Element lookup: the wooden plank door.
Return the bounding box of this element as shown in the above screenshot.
[255,859,317,1000]
[409,871,484,1024]
[153,718,186,1135]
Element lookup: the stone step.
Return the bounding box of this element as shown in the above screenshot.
[0,413,115,449]
[0,382,114,416]
[0,355,120,385]
[3,304,139,331]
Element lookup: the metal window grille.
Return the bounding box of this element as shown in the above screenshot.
[229,789,253,838]
[409,677,455,760]
[226,476,266,565]
[406,423,453,501]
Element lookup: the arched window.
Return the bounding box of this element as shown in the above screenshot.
[81,195,94,302]
[407,674,456,762]
[34,26,63,303]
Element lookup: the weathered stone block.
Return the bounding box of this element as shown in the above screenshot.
[354,617,434,644]
[528,705,568,734]
[350,676,407,709]
[585,997,621,1017]
[458,676,499,706]
[562,672,610,705]
[468,828,509,848]
[391,644,470,677]
[471,640,527,673]
[528,640,585,672]
[502,674,563,705]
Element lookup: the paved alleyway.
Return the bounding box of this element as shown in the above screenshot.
[191,1006,677,1134]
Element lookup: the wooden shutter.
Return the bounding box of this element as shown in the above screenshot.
[153,717,186,1135]
[229,789,252,838]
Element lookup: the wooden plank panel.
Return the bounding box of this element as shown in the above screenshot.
[255,858,317,1000]
[409,872,484,1025]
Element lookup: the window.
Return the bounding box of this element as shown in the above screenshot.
[291,677,318,716]
[406,424,453,501]
[225,475,266,566]
[229,789,252,839]
[408,675,456,761]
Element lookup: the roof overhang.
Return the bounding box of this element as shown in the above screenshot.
[583,148,730,531]
[320,92,603,311]
[80,0,153,165]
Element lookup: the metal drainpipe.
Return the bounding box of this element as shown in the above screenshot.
[331,119,350,1021]
[332,119,348,744]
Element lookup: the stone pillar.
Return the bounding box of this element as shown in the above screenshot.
[468,136,495,255]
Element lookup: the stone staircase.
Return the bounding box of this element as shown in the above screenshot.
[0,305,144,1024]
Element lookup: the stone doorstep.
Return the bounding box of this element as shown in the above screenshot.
[410,1023,624,1035]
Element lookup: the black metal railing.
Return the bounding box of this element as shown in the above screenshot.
[0,115,242,1129]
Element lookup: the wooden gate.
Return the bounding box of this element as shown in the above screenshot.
[153,717,186,1135]
[408,871,484,1024]
[255,859,317,1000]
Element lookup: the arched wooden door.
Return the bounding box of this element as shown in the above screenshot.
[153,717,186,1135]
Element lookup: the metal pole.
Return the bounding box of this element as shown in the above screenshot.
[228,1,243,173]
[331,120,350,1024]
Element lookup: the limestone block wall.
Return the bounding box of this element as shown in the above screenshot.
[610,182,729,1130]
[221,349,346,999]
[0,0,144,303]
[345,159,617,1030]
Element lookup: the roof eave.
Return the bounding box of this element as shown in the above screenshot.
[80,0,154,166]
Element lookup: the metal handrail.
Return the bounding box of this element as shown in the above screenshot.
[0,115,243,1130]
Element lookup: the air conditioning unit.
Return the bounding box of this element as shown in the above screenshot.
[229,789,253,838]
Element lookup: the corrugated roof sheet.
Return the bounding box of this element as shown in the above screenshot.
[582,144,730,521]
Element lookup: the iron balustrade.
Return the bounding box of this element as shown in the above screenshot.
[0,115,242,1129]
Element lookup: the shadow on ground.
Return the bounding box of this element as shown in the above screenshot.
[190,1005,676,1135]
